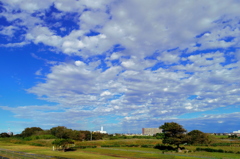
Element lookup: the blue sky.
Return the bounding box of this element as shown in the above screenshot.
[0,0,240,134]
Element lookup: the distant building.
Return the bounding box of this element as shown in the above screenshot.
[233,130,240,133]
[94,126,107,134]
[7,128,13,136]
[142,128,162,136]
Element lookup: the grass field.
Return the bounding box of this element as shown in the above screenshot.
[0,137,240,159]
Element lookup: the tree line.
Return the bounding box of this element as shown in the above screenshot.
[0,126,108,141]
[0,126,166,141]
[0,122,214,148]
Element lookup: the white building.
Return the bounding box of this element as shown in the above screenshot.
[233,130,240,133]
[94,126,107,134]
[142,128,162,136]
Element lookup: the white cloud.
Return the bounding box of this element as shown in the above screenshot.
[157,52,180,64]
[74,61,85,67]
[1,0,240,133]
[121,60,135,68]
[79,11,110,30]
[0,26,17,36]
[109,52,121,60]
[35,69,42,76]
[0,41,29,47]
[2,0,54,13]
[100,91,111,96]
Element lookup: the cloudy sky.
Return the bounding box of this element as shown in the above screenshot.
[0,0,240,134]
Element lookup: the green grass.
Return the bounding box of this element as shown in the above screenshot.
[1,138,240,159]
[0,143,119,159]
[80,147,187,159]
[75,138,162,147]
[212,135,229,139]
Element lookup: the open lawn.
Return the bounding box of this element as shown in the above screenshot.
[75,138,162,146]
[0,138,240,159]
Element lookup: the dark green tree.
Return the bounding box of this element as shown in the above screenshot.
[154,133,165,139]
[159,122,186,148]
[92,132,106,140]
[68,130,87,141]
[228,134,238,139]
[50,126,70,139]
[186,130,211,145]
[80,131,91,140]
[0,132,10,138]
[21,127,43,137]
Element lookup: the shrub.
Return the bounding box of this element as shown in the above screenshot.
[196,147,225,153]
[210,143,232,146]
[74,145,97,149]
[23,137,32,141]
[37,135,57,139]
[30,143,43,146]
[154,144,175,150]
[124,144,139,147]
[101,145,120,147]
[141,145,154,148]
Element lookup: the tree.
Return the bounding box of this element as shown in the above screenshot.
[159,122,187,148]
[0,132,10,138]
[92,132,105,140]
[154,133,165,139]
[67,130,86,141]
[50,126,69,139]
[80,131,91,140]
[186,130,211,145]
[52,139,74,152]
[228,134,238,139]
[21,127,43,137]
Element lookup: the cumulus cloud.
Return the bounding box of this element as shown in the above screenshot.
[1,0,240,133]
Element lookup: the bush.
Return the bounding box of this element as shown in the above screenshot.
[210,143,232,146]
[30,143,44,146]
[196,147,225,153]
[141,145,154,148]
[132,136,156,139]
[154,144,175,150]
[23,137,33,141]
[37,135,57,139]
[101,145,120,147]
[74,145,97,149]
[109,135,157,140]
[23,135,57,141]
[124,144,139,147]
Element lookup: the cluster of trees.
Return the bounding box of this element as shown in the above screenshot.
[160,122,212,148]
[2,126,108,141]
[228,134,238,139]
[0,132,12,138]
[1,122,212,149]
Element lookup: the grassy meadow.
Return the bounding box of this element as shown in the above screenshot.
[0,136,240,159]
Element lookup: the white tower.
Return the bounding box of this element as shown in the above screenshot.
[7,127,11,135]
[99,126,107,134]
